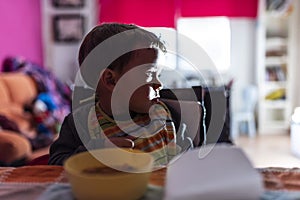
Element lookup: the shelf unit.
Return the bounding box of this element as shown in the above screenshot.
[41,0,98,83]
[256,0,293,134]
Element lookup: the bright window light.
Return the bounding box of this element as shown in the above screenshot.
[177,17,231,73]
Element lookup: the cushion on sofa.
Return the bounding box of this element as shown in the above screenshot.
[0,103,32,134]
[0,78,10,104]
[0,72,37,105]
[0,130,32,165]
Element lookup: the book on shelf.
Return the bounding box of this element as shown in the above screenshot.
[265,88,285,100]
[265,65,286,81]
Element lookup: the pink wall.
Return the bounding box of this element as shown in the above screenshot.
[180,0,258,18]
[99,0,176,27]
[99,0,258,27]
[0,0,258,69]
[0,0,43,66]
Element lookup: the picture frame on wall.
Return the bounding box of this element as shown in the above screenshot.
[53,14,85,43]
[52,0,85,8]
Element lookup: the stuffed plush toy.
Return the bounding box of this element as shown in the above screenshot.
[32,93,58,137]
[33,93,57,137]
[24,93,59,149]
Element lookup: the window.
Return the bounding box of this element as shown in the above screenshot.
[177,17,231,73]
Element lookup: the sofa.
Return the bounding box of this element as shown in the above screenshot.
[0,72,55,166]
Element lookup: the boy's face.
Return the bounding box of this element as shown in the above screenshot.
[115,48,163,114]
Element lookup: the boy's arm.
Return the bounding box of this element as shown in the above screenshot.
[48,114,87,166]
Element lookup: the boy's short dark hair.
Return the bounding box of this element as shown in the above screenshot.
[78,23,166,73]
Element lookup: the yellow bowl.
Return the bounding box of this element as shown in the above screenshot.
[64,148,154,200]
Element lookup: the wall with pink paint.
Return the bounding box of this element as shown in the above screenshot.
[99,0,258,27]
[0,0,43,67]
[0,0,258,70]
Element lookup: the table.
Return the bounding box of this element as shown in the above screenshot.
[1,166,300,200]
[0,166,67,200]
[259,167,300,191]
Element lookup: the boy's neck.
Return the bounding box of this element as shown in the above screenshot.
[97,100,139,120]
[97,100,113,116]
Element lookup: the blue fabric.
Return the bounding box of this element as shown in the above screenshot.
[37,93,58,111]
[260,190,300,200]
[37,184,74,200]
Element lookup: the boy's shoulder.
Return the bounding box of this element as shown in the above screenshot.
[72,101,95,118]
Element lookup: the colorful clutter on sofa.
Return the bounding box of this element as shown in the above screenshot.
[0,56,72,166]
[24,92,60,150]
[2,56,71,123]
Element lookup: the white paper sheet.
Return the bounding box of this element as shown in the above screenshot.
[165,144,263,200]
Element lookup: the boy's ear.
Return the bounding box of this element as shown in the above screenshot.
[100,68,117,91]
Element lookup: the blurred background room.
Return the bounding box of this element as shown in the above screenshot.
[1,0,300,168]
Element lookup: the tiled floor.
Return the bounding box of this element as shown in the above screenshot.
[234,133,300,168]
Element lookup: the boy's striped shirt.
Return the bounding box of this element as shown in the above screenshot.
[87,101,177,166]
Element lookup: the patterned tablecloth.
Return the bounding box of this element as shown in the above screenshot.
[0,166,68,200]
[259,167,300,191]
[1,166,300,200]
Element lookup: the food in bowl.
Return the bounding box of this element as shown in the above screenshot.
[64,148,154,200]
[81,164,136,175]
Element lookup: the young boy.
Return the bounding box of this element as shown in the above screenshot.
[48,23,177,166]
